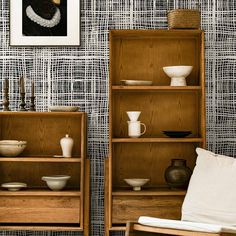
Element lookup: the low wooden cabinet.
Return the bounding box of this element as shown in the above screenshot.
[105,29,206,235]
[0,112,89,234]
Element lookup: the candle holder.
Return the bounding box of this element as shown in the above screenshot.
[3,88,10,111]
[29,96,36,111]
[19,93,27,111]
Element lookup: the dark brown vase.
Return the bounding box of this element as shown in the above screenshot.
[164,159,192,189]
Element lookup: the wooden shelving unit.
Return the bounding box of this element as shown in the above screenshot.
[105,29,206,235]
[0,112,89,235]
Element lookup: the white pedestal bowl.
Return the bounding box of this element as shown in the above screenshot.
[163,66,193,86]
[124,178,150,191]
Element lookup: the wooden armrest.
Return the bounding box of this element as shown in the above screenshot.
[125,222,137,236]
[125,222,236,236]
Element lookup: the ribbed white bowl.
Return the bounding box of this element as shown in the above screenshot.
[0,140,27,157]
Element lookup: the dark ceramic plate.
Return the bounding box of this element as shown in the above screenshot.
[163,131,192,138]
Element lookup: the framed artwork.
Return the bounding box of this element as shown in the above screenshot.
[10,0,80,46]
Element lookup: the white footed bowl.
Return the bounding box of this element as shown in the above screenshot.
[42,175,71,191]
[0,140,27,157]
[163,66,193,86]
[124,178,150,191]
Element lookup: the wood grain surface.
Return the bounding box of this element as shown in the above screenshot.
[112,195,184,223]
[0,196,80,223]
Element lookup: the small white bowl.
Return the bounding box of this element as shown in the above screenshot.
[1,182,27,191]
[163,66,193,86]
[42,175,71,191]
[124,178,150,191]
[0,140,27,157]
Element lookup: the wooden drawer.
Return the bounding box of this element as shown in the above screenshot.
[112,195,184,224]
[0,196,80,223]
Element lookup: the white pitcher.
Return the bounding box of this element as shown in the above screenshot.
[127,121,146,138]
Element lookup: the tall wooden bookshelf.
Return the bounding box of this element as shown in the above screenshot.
[105,29,206,235]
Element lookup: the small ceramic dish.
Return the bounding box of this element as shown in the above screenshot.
[124,178,150,191]
[0,140,27,157]
[42,175,71,191]
[48,106,80,112]
[163,131,192,138]
[120,80,153,86]
[1,182,27,191]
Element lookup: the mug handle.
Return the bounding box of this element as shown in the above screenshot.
[140,123,146,136]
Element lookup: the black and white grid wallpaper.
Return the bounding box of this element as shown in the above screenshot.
[0,0,235,236]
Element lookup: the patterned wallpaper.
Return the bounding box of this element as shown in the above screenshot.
[0,0,235,236]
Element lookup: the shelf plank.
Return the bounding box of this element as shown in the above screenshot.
[0,225,83,231]
[112,188,186,196]
[0,111,84,116]
[109,226,126,231]
[112,137,203,143]
[110,29,203,37]
[0,157,82,162]
[0,189,81,196]
[112,86,201,91]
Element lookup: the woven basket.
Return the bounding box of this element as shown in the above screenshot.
[167,9,200,29]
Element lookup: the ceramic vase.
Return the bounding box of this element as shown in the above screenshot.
[60,134,74,158]
[164,159,192,189]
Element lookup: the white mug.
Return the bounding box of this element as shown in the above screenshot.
[127,111,141,121]
[127,121,146,138]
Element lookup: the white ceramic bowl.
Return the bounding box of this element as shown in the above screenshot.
[42,175,71,191]
[0,140,27,157]
[124,178,150,191]
[1,182,27,191]
[163,66,193,86]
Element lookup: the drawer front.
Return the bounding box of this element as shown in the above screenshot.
[112,195,184,224]
[0,196,80,223]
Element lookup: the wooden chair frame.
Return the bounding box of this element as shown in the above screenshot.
[125,222,236,236]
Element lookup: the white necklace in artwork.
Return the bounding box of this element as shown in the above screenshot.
[26,5,61,28]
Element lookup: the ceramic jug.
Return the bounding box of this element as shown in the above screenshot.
[127,121,146,138]
[60,134,74,158]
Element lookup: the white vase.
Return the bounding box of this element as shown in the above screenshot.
[60,134,74,158]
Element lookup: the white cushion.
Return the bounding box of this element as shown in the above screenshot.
[182,148,236,226]
[138,216,236,233]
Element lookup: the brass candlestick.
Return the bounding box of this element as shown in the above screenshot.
[2,79,10,111]
[19,92,27,111]
[29,96,36,111]
[3,89,10,111]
